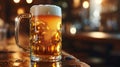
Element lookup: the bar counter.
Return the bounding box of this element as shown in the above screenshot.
[0,37,90,67]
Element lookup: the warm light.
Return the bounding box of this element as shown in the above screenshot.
[17,8,24,15]
[56,42,60,52]
[52,62,56,67]
[26,0,33,4]
[56,62,61,67]
[13,62,20,66]
[89,0,102,28]
[70,26,76,35]
[89,32,109,38]
[13,0,20,3]
[83,1,89,9]
[15,17,18,23]
[73,0,80,8]
[93,10,100,17]
[52,62,61,67]
[95,0,102,4]
[0,18,4,27]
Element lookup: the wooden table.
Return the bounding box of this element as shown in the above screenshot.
[0,37,90,67]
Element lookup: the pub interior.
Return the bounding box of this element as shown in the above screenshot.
[0,0,120,67]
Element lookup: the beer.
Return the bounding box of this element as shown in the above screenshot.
[30,15,62,57]
[31,61,62,67]
[15,5,62,62]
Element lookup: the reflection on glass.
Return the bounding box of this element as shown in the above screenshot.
[10,52,30,67]
[31,61,62,67]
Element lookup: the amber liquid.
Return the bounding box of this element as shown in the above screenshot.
[30,15,62,59]
[31,61,62,67]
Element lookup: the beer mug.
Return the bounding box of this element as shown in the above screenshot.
[15,5,62,62]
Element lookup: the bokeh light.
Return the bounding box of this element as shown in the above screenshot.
[89,32,109,38]
[95,0,102,4]
[70,26,77,35]
[73,0,80,8]
[83,1,89,9]
[13,0,20,3]
[26,0,33,4]
[17,8,25,15]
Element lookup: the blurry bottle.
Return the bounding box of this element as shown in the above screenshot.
[0,18,9,50]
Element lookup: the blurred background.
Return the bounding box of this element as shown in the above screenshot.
[0,0,120,67]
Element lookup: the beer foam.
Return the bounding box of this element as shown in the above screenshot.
[30,5,61,16]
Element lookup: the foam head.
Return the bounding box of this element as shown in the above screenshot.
[30,5,61,16]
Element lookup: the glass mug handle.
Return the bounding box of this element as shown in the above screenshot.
[15,13,31,52]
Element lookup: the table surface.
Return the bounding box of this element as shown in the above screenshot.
[0,37,90,67]
[64,32,120,43]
